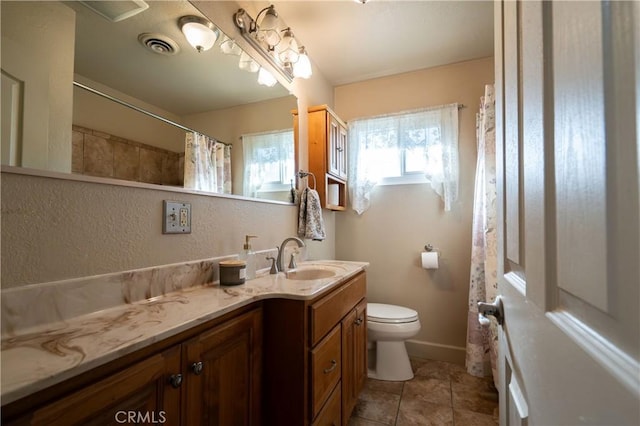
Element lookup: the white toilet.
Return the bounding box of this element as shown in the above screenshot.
[367,303,421,381]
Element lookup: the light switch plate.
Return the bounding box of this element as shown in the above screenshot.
[163,201,191,234]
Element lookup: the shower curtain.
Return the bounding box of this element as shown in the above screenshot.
[184,131,232,194]
[465,84,498,387]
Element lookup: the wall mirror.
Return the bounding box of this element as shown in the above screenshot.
[1,0,298,203]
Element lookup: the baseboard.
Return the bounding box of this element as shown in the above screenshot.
[405,339,466,366]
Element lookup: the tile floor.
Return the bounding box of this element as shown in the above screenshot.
[349,358,499,426]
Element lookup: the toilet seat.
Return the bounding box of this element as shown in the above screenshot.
[367,303,418,324]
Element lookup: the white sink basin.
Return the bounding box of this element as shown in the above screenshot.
[285,268,336,280]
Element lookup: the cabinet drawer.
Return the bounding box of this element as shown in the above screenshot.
[310,272,366,346]
[312,382,341,426]
[310,325,341,419]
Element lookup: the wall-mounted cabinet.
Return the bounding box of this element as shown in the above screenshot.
[294,105,349,210]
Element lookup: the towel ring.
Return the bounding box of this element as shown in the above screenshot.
[297,171,317,190]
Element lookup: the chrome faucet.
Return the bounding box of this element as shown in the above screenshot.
[276,237,305,273]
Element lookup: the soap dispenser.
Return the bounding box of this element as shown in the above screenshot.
[240,235,258,280]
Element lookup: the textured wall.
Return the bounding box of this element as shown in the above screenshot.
[0,171,308,287]
[334,57,494,364]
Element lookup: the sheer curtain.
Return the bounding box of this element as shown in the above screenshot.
[465,84,498,387]
[184,131,231,194]
[348,104,459,214]
[242,129,294,198]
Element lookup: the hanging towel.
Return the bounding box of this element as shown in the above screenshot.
[298,187,326,241]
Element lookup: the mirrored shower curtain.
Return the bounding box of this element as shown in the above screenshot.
[184,131,231,194]
[465,84,498,387]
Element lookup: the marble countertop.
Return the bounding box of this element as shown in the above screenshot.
[0,260,368,405]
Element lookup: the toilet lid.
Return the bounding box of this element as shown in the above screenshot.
[367,303,419,324]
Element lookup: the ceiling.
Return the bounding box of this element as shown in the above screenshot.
[66,0,493,116]
[264,0,495,86]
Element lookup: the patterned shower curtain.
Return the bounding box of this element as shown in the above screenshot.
[465,84,498,387]
[184,131,232,194]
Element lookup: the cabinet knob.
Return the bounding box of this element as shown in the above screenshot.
[168,373,183,388]
[191,361,204,375]
[354,318,363,326]
[323,360,337,374]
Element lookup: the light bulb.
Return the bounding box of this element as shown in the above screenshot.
[257,5,280,47]
[293,48,312,79]
[258,67,278,87]
[278,28,299,64]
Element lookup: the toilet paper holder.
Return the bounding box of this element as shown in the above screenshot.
[424,244,438,253]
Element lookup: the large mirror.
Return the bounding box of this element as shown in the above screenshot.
[1,0,298,203]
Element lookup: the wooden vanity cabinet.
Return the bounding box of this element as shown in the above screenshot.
[3,307,262,426]
[293,105,349,211]
[263,271,367,425]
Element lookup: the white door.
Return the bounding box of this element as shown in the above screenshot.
[494,1,639,424]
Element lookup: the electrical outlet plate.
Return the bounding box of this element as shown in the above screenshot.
[163,201,191,234]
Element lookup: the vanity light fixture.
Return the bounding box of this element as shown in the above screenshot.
[179,15,218,53]
[234,5,312,82]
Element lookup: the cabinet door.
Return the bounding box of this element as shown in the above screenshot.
[341,299,367,424]
[353,299,367,400]
[327,113,340,177]
[183,308,262,426]
[28,346,181,426]
[327,114,348,180]
[336,123,348,180]
[340,308,357,423]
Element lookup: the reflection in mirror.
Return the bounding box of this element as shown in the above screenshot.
[0,0,298,203]
[242,129,295,202]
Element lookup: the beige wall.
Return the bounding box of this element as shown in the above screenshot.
[1,1,75,173]
[334,57,494,364]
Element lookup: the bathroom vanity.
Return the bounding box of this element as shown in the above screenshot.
[0,260,367,425]
[263,269,367,425]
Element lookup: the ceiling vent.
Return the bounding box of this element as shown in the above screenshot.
[138,33,180,56]
[79,0,149,22]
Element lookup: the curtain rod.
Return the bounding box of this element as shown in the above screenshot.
[73,81,231,147]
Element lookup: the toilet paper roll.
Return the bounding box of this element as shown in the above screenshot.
[328,184,340,206]
[421,251,439,269]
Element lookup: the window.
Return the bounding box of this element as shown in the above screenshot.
[349,104,459,213]
[242,129,294,198]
